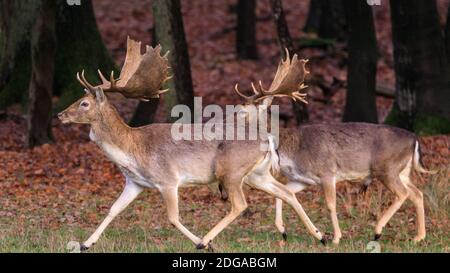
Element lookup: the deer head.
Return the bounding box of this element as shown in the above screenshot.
[234,49,309,119]
[58,38,171,125]
[57,85,107,124]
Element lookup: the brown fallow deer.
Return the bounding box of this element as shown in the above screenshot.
[58,38,325,251]
[229,50,436,245]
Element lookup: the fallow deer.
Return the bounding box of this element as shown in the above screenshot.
[58,38,325,251]
[231,50,436,245]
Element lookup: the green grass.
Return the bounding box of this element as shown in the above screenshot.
[0,205,448,253]
[0,169,448,253]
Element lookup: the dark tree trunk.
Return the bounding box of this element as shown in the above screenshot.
[54,0,115,109]
[236,0,258,60]
[152,0,194,122]
[130,30,159,126]
[26,0,56,148]
[343,0,378,123]
[269,0,308,124]
[303,0,321,33]
[129,99,159,127]
[318,0,346,41]
[445,4,450,64]
[0,0,115,110]
[0,0,40,109]
[387,0,450,134]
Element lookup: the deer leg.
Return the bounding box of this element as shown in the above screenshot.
[405,182,426,242]
[375,174,409,240]
[322,177,342,244]
[245,175,324,243]
[199,181,247,249]
[275,182,308,241]
[82,181,143,250]
[160,187,202,245]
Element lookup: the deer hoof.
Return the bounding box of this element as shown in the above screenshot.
[374,234,382,241]
[282,232,288,242]
[412,236,425,243]
[80,244,89,252]
[320,238,327,246]
[196,243,206,250]
[207,243,215,253]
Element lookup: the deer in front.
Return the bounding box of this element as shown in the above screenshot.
[58,38,325,251]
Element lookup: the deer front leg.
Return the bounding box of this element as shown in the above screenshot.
[82,181,143,250]
[275,182,308,241]
[322,177,342,244]
[246,175,325,244]
[160,187,202,246]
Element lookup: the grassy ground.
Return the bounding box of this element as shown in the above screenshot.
[0,168,448,253]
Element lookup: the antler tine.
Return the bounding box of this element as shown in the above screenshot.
[98,69,109,85]
[76,70,95,94]
[109,71,116,89]
[235,83,258,102]
[284,48,290,63]
[80,70,96,91]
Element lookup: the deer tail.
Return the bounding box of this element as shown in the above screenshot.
[413,140,438,175]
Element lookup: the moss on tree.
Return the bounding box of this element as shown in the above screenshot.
[385,107,450,135]
[0,0,115,112]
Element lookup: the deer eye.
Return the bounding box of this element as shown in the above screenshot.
[80,101,89,108]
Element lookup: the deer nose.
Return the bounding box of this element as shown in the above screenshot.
[57,112,64,120]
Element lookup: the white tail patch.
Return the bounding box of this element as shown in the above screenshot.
[268,134,280,176]
[413,141,437,174]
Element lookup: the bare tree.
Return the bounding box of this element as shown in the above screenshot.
[304,0,346,41]
[130,30,159,127]
[152,0,194,122]
[236,0,258,59]
[388,0,450,133]
[26,0,56,148]
[0,0,115,110]
[343,0,378,123]
[270,0,308,124]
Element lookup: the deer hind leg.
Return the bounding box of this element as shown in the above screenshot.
[160,187,202,246]
[322,177,342,244]
[245,175,324,243]
[405,183,426,242]
[396,158,426,242]
[199,178,248,249]
[82,181,143,250]
[275,182,308,241]
[375,172,409,240]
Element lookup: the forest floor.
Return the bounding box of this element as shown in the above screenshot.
[0,0,449,253]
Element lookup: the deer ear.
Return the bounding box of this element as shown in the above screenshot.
[95,88,106,104]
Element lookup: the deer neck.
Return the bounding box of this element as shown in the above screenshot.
[89,104,132,152]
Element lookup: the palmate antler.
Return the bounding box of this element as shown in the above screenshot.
[77,37,171,101]
[234,49,309,105]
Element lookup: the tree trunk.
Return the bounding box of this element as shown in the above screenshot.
[387,0,450,134]
[445,4,450,64]
[318,0,346,41]
[236,0,258,60]
[0,0,40,109]
[343,0,378,123]
[303,0,321,33]
[130,30,160,127]
[26,0,56,148]
[152,0,194,122]
[269,0,308,124]
[0,0,115,111]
